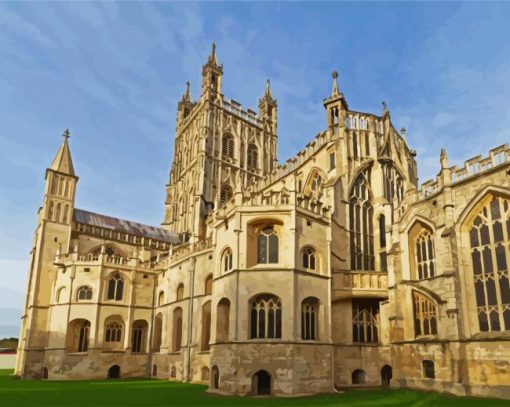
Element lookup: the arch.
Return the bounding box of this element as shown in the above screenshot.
[107,365,120,379]
[219,184,233,206]
[250,293,282,339]
[381,162,405,205]
[211,365,219,389]
[408,221,436,280]
[131,319,148,353]
[252,370,271,395]
[349,169,375,271]
[301,297,319,340]
[201,301,212,351]
[201,366,210,381]
[176,283,184,301]
[106,272,124,301]
[381,365,392,387]
[42,367,48,379]
[457,186,510,229]
[216,298,230,342]
[352,299,379,343]
[222,133,234,159]
[66,319,90,353]
[170,365,177,378]
[63,204,69,223]
[257,225,279,264]
[104,316,124,348]
[422,360,435,379]
[76,285,93,301]
[172,307,183,352]
[204,274,213,295]
[158,290,165,306]
[352,369,366,384]
[303,167,327,196]
[56,286,66,303]
[221,247,233,273]
[153,312,163,352]
[88,243,126,258]
[152,364,157,377]
[247,143,258,171]
[301,246,317,272]
[413,290,438,336]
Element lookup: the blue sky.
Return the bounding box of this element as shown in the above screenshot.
[1,2,510,328]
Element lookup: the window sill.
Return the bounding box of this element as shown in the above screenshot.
[65,352,88,356]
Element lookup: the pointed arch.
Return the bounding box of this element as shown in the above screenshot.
[303,167,328,196]
[408,220,436,280]
[412,290,438,337]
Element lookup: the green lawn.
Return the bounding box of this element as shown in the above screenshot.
[0,369,508,407]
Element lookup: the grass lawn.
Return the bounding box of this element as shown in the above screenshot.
[0,369,508,407]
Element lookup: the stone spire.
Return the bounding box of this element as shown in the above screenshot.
[264,79,273,99]
[183,81,191,102]
[331,70,340,97]
[440,148,449,169]
[207,42,219,67]
[49,129,75,176]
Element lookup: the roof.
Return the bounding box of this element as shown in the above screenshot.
[73,208,180,245]
[50,137,75,176]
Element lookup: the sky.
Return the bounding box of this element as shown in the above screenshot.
[0,2,510,333]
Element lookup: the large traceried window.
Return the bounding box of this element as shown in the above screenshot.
[350,171,374,271]
[301,297,319,340]
[250,294,282,339]
[105,320,123,343]
[247,144,258,170]
[413,291,438,336]
[415,230,436,279]
[76,286,93,301]
[352,299,379,343]
[310,173,323,194]
[107,272,124,301]
[468,195,510,332]
[222,134,234,159]
[172,307,183,352]
[382,163,404,207]
[257,226,279,264]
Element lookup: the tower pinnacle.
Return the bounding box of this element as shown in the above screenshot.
[331,70,339,97]
[50,128,75,176]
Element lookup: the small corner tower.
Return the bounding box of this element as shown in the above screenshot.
[323,70,349,130]
[201,43,223,101]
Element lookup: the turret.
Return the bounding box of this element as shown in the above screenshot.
[201,43,223,100]
[323,71,349,129]
[258,79,278,136]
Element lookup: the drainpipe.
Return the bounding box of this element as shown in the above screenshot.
[187,256,196,382]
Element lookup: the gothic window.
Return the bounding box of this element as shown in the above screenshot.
[422,360,435,379]
[105,320,123,343]
[106,273,124,301]
[222,134,234,159]
[250,294,282,339]
[216,298,230,342]
[310,173,323,193]
[219,184,233,206]
[56,286,66,303]
[415,230,436,279]
[172,307,183,352]
[379,215,387,272]
[468,195,510,332]
[349,171,375,271]
[382,163,404,206]
[153,313,163,352]
[301,297,319,340]
[51,175,59,195]
[76,286,93,301]
[352,133,358,159]
[204,274,213,295]
[131,320,147,353]
[63,204,69,223]
[55,203,62,223]
[176,283,184,301]
[329,152,336,171]
[66,319,90,353]
[352,299,379,343]
[352,369,366,384]
[302,247,316,271]
[201,301,211,351]
[257,226,279,264]
[248,144,258,170]
[222,248,233,273]
[47,201,54,220]
[158,291,164,306]
[413,291,438,336]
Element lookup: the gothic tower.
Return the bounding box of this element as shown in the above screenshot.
[162,44,278,242]
[16,130,78,378]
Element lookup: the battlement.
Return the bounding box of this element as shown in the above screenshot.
[222,98,262,126]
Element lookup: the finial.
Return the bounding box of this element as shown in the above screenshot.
[208,42,218,65]
[440,148,449,169]
[382,101,389,116]
[184,81,191,101]
[400,127,406,139]
[62,128,70,141]
[264,79,272,99]
[331,70,339,96]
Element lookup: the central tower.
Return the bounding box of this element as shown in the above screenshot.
[162,44,278,241]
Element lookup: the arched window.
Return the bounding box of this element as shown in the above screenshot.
[201,301,211,351]
[219,184,233,206]
[352,369,366,384]
[55,203,62,223]
[257,226,279,264]
[247,144,258,170]
[222,248,233,273]
[105,320,123,343]
[302,247,316,271]
[211,365,219,389]
[76,286,93,301]
[382,163,404,206]
[250,294,282,339]
[131,320,148,353]
[172,307,183,352]
[170,365,177,378]
[63,204,69,223]
[204,275,213,295]
[158,291,164,306]
[301,297,319,340]
[176,283,184,301]
[352,299,379,343]
[310,173,323,193]
[468,195,510,332]
[350,171,374,270]
[56,286,66,303]
[413,291,438,336]
[216,298,230,342]
[153,313,163,352]
[66,319,90,353]
[51,176,58,195]
[222,134,234,159]
[422,360,435,379]
[379,215,387,272]
[201,366,210,381]
[415,230,435,279]
[107,272,124,301]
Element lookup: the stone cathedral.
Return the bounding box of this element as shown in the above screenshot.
[15,45,510,399]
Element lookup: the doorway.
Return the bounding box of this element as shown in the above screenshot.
[253,370,271,395]
[107,365,120,379]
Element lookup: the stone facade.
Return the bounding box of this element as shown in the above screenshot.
[15,45,510,399]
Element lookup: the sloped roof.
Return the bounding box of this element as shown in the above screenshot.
[50,138,75,176]
[73,208,180,244]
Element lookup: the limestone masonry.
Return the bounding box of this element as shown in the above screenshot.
[16,44,510,398]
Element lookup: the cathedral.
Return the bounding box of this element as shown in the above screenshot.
[15,44,510,399]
